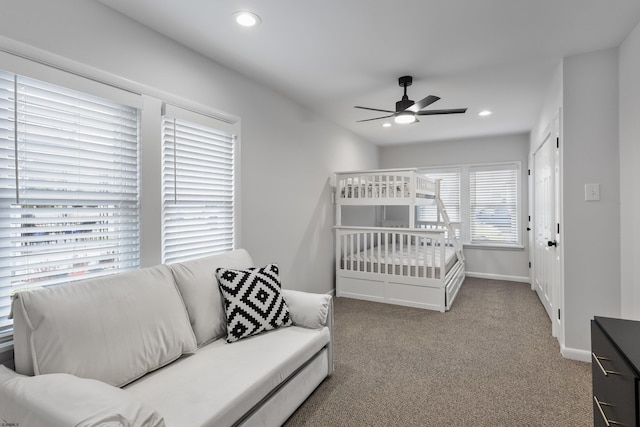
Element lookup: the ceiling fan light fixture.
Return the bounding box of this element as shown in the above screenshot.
[478,110,493,117]
[234,11,261,27]
[354,76,467,124]
[394,112,416,124]
[382,122,392,128]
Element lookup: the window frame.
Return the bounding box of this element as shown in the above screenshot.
[0,48,242,351]
[161,103,238,264]
[0,68,143,343]
[469,163,521,247]
[419,161,523,249]
[418,168,461,231]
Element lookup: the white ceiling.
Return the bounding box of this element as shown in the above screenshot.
[98,0,640,146]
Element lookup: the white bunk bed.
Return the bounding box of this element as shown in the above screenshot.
[334,169,465,312]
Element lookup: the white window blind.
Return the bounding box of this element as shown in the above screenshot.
[470,164,519,245]
[417,171,460,223]
[0,71,140,338]
[161,114,235,264]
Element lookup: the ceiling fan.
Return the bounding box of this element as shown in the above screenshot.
[355,76,467,124]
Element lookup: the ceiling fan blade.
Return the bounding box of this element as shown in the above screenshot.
[407,95,440,113]
[356,114,395,122]
[354,106,395,114]
[417,108,467,115]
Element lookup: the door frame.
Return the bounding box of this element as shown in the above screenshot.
[530,110,564,347]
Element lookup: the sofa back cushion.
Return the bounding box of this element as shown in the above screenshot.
[11,265,197,387]
[169,249,254,346]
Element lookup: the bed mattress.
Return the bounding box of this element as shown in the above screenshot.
[340,244,458,278]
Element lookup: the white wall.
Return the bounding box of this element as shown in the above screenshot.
[619,21,640,319]
[380,133,530,281]
[0,0,378,294]
[562,47,621,354]
[531,36,640,359]
[530,63,563,150]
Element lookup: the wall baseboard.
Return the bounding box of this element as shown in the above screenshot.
[561,346,591,363]
[465,271,530,284]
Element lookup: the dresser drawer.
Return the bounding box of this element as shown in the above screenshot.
[592,321,637,426]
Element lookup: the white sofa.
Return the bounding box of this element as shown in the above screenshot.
[0,249,333,427]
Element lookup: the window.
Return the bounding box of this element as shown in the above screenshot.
[161,106,236,264]
[418,170,460,223]
[470,165,519,245]
[0,70,140,338]
[419,163,521,247]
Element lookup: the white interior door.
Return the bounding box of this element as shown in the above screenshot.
[533,118,561,338]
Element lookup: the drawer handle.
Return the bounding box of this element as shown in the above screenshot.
[592,352,621,376]
[593,395,625,426]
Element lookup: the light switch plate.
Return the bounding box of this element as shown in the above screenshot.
[585,183,600,201]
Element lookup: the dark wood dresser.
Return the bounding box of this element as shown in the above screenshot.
[592,316,640,426]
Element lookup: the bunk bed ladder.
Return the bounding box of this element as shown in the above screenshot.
[436,197,465,263]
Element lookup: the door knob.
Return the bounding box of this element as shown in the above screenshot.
[547,240,557,247]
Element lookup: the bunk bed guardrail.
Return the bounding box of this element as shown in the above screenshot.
[335,226,455,280]
[335,169,438,202]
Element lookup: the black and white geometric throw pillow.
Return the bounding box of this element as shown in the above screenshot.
[215,264,292,343]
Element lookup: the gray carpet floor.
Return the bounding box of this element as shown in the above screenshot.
[284,277,592,427]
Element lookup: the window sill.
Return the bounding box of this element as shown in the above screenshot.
[463,243,525,251]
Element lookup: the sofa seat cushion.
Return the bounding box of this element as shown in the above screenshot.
[124,325,330,427]
[11,265,197,387]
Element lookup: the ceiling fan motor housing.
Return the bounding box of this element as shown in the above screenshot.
[396,98,415,112]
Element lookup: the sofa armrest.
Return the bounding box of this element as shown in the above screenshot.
[0,365,166,427]
[281,289,331,329]
[281,290,334,375]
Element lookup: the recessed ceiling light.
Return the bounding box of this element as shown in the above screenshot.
[233,11,261,27]
[382,123,391,128]
[478,110,493,117]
